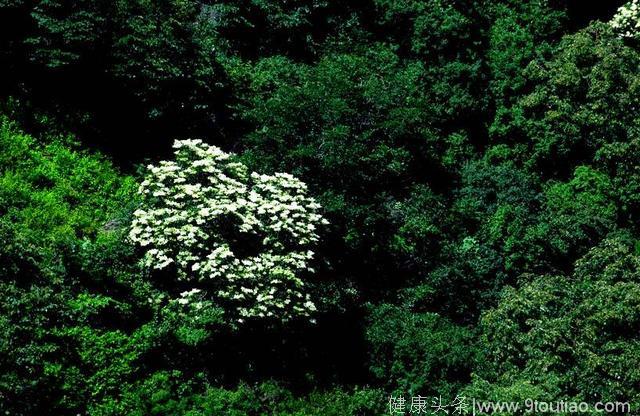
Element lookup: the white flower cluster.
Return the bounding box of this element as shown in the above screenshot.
[611,0,640,39]
[129,139,328,322]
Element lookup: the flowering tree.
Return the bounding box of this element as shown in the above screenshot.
[611,0,640,39]
[129,139,328,323]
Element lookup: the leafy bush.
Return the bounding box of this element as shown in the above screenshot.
[0,117,141,415]
[468,236,640,410]
[106,375,386,416]
[366,303,475,398]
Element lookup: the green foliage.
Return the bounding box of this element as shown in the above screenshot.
[538,166,617,260]
[487,0,567,109]
[202,0,336,59]
[0,282,72,412]
[3,0,640,414]
[26,0,109,68]
[4,0,223,136]
[99,376,385,416]
[594,133,640,230]
[373,0,488,120]
[111,0,221,120]
[0,118,139,291]
[468,236,640,410]
[505,23,640,175]
[232,44,464,300]
[387,185,446,272]
[0,117,143,414]
[366,303,475,397]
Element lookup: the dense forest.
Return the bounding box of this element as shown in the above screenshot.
[2,0,640,414]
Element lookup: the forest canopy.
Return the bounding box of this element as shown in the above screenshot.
[0,0,638,415]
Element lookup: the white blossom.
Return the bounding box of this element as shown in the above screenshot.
[611,1,640,39]
[129,139,328,323]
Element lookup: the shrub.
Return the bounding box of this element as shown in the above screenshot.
[129,139,328,324]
